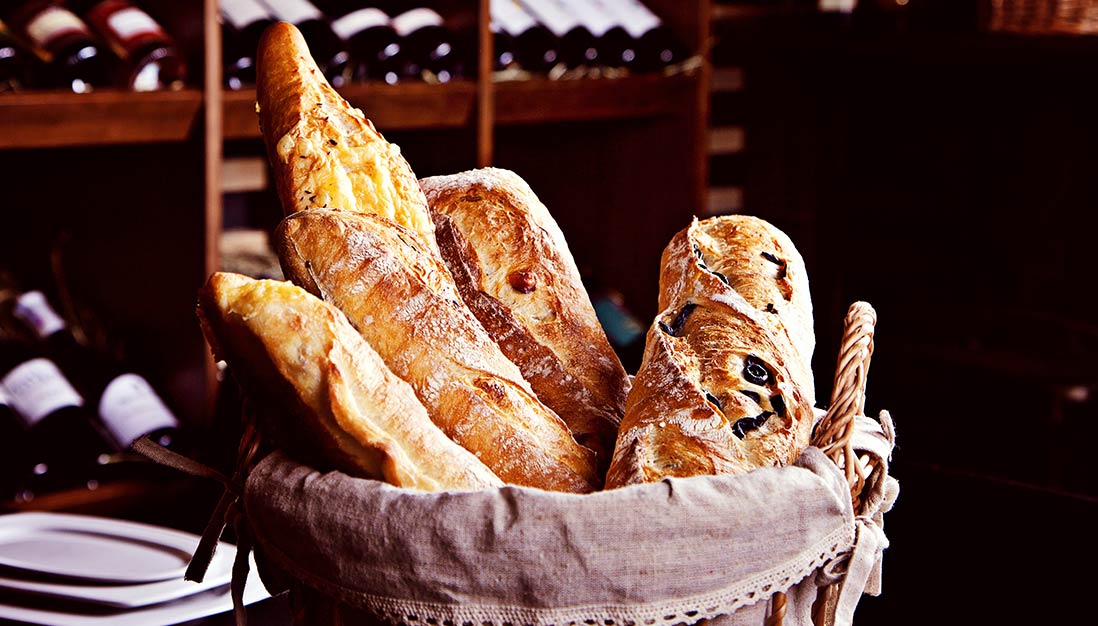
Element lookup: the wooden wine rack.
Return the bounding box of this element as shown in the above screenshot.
[0,0,712,438]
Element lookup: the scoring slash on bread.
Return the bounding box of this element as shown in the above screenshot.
[420,168,630,467]
[197,272,503,491]
[606,216,816,488]
[276,209,600,493]
[659,216,815,404]
[255,21,439,257]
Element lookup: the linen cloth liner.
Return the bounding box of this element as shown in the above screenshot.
[244,443,865,626]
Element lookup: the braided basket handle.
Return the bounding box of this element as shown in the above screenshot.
[811,302,877,506]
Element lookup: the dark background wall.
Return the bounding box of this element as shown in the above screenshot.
[712,6,1098,624]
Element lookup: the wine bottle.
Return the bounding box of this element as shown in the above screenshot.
[0,23,33,92]
[220,0,276,89]
[260,0,351,87]
[490,20,516,71]
[491,0,559,73]
[70,0,187,91]
[12,290,187,454]
[0,383,28,500]
[389,5,464,83]
[519,0,598,68]
[0,331,114,497]
[596,0,686,71]
[327,5,401,84]
[0,0,112,92]
[562,0,630,68]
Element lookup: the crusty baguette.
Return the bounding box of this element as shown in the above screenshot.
[196,272,502,491]
[420,168,629,467]
[255,22,438,255]
[605,293,814,488]
[659,216,815,404]
[276,208,600,493]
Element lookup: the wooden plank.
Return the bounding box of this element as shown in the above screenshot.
[204,0,223,423]
[494,72,700,125]
[477,0,494,167]
[222,80,479,139]
[0,89,202,149]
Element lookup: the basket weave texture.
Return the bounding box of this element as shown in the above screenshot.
[243,302,897,626]
[138,302,897,626]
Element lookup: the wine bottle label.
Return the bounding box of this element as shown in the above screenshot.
[601,0,661,39]
[24,6,90,49]
[261,0,323,25]
[331,8,390,41]
[98,373,179,447]
[520,0,581,37]
[560,0,617,37]
[106,7,165,41]
[13,291,65,339]
[390,8,444,38]
[491,0,537,37]
[2,358,84,427]
[221,0,274,30]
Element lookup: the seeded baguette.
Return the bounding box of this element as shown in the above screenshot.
[256,21,439,256]
[276,208,600,493]
[420,168,630,468]
[197,272,502,491]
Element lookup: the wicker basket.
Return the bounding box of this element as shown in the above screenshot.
[139,302,896,626]
[985,0,1098,35]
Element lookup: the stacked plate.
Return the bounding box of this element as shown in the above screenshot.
[0,512,270,625]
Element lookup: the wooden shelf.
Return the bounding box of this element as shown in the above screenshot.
[222,79,479,140]
[0,89,203,149]
[494,71,701,125]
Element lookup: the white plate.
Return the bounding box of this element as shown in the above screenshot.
[0,538,234,609]
[0,512,199,584]
[0,557,270,626]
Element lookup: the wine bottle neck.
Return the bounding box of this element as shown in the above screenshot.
[12,291,66,339]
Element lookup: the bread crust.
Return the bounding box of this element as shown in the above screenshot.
[256,22,438,255]
[607,215,816,488]
[196,272,502,491]
[605,294,814,488]
[420,168,629,467]
[276,208,600,493]
[659,216,815,403]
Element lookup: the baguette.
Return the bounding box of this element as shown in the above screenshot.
[606,216,816,488]
[420,168,629,467]
[197,272,502,491]
[276,208,600,493]
[256,21,438,255]
[659,216,814,403]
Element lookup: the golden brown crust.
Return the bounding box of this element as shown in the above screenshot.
[607,215,816,488]
[256,22,437,255]
[605,294,814,488]
[420,168,630,468]
[196,272,502,491]
[658,216,815,404]
[275,208,600,493]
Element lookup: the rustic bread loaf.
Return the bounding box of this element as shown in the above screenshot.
[256,21,438,255]
[606,216,816,488]
[420,168,630,467]
[658,215,815,404]
[197,272,502,491]
[276,208,600,493]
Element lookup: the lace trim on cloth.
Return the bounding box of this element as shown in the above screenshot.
[257,518,855,626]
